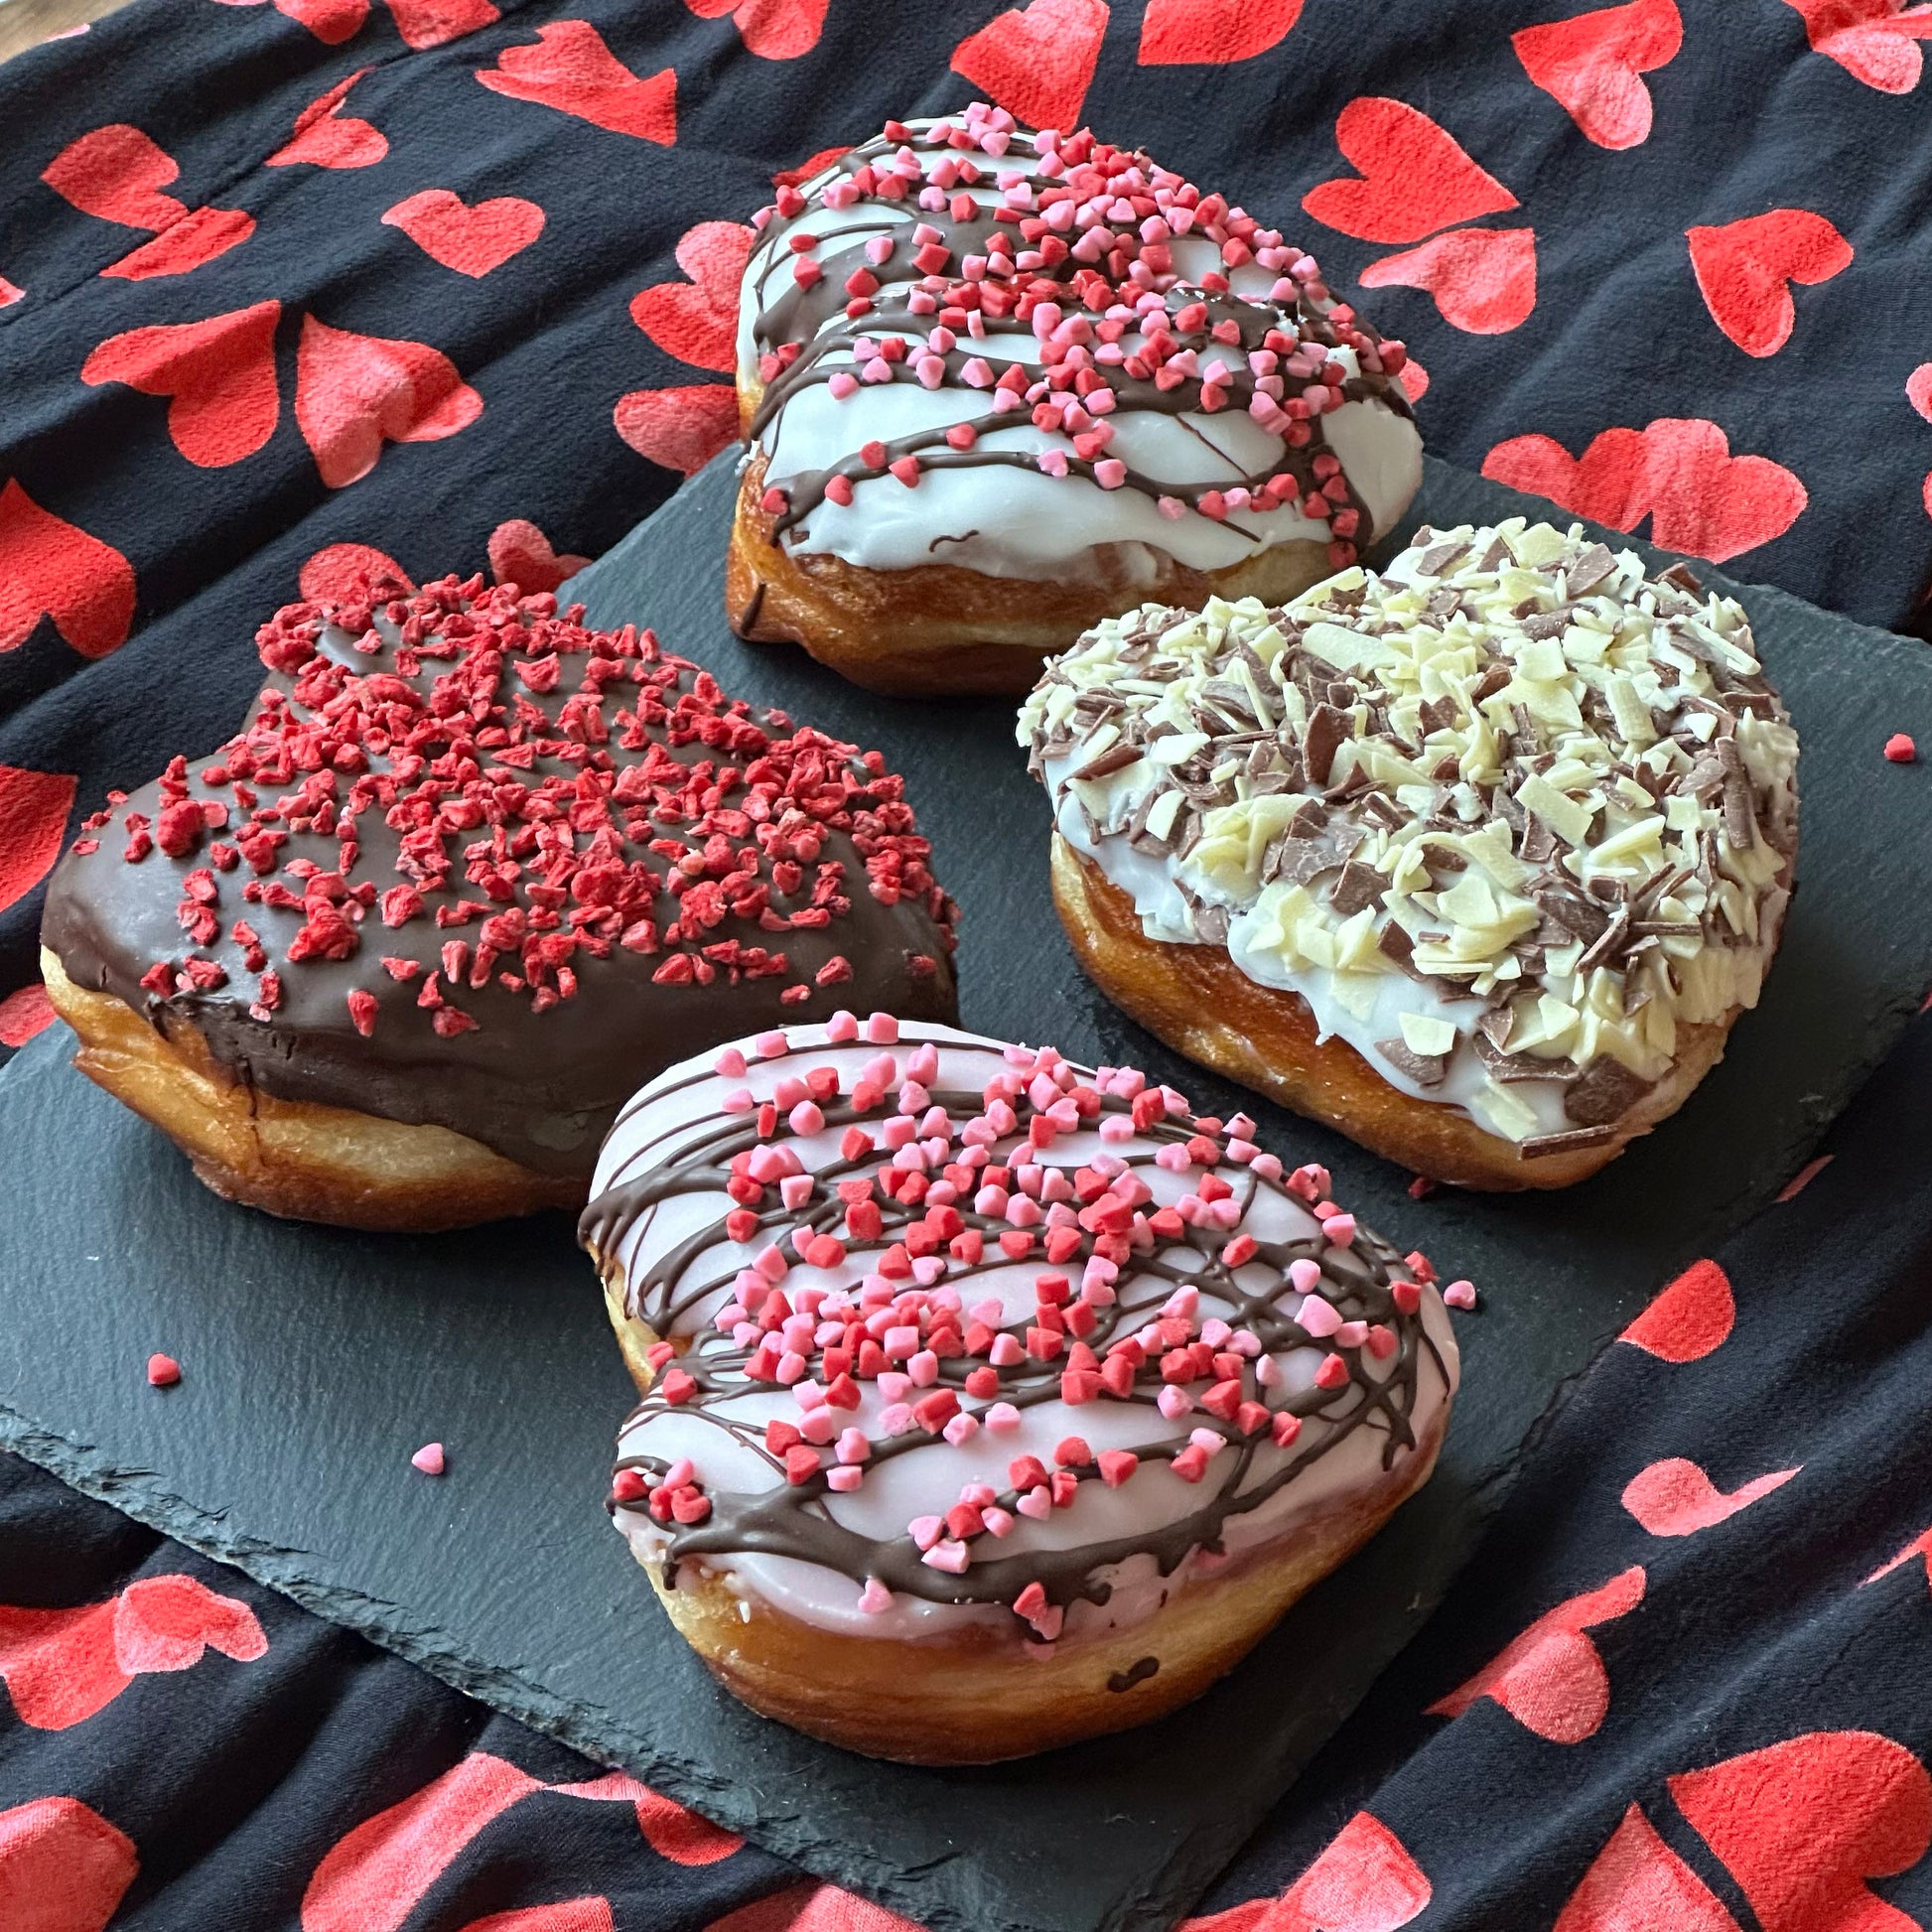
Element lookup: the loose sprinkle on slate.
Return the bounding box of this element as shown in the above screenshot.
[1885,733,1917,762]
[1776,1155,1834,1201]
[1443,1280,1477,1310]
[411,1442,446,1475]
[146,1353,181,1386]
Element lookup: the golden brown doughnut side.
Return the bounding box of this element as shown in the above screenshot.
[1047,839,1741,1190]
[628,1400,1447,1764]
[592,1254,662,1395]
[725,450,1338,698]
[43,948,579,1231]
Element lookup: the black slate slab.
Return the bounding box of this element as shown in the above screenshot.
[4,454,1931,1932]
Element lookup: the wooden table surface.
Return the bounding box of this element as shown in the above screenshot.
[0,0,136,67]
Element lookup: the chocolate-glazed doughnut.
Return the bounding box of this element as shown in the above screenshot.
[582,1016,1459,1763]
[727,101,1423,696]
[1021,518,1800,1188]
[41,576,958,1230]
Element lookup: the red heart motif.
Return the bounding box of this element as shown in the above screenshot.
[303,1753,547,1932]
[1274,1812,1432,1932]
[306,1751,744,1932]
[300,542,414,604]
[207,0,372,42]
[1687,208,1853,356]
[1428,1566,1645,1744]
[1642,417,1809,559]
[550,1769,744,1863]
[1784,0,1932,93]
[1483,421,1805,562]
[1671,1732,1931,1932]
[0,482,135,660]
[951,0,1111,134]
[0,762,78,914]
[476,23,678,143]
[41,124,189,227]
[773,142,852,189]
[1553,1803,1745,1932]
[269,70,389,169]
[80,301,281,468]
[1867,1523,1932,1593]
[110,1575,267,1675]
[0,1601,129,1729]
[1616,1257,1735,1361]
[707,1882,921,1931]
[1138,0,1305,65]
[382,190,545,277]
[486,519,591,594]
[1303,98,1517,244]
[40,126,255,277]
[0,1575,261,1727]
[629,221,756,373]
[458,1903,614,1932]
[1909,363,1932,421]
[0,1796,137,1932]
[1482,424,1652,531]
[1358,227,1537,333]
[1620,1457,1800,1537]
[1182,1813,1431,1932]
[0,984,56,1047]
[614,383,739,476]
[386,0,499,50]
[276,0,370,39]
[1512,0,1683,150]
[1397,353,1429,401]
[99,207,256,282]
[682,0,830,60]
[296,316,483,489]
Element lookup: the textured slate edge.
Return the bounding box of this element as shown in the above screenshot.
[3,453,1924,1932]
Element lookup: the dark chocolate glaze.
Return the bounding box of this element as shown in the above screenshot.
[43,580,959,1179]
[587,1041,1451,1617]
[742,116,1415,566]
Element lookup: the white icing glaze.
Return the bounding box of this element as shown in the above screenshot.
[1021,520,1801,1149]
[741,107,1422,584]
[595,1020,1457,1641]
[1044,761,1572,1138]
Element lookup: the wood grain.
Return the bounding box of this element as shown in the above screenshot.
[0,0,138,67]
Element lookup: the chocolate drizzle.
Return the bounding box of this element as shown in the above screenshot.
[585,1032,1451,1622]
[742,110,1415,568]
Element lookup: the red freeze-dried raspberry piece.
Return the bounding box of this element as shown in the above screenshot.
[103,574,958,1044]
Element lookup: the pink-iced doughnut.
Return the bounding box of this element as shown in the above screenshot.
[581,1018,1459,1763]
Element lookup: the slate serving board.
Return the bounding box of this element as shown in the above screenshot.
[5,454,1931,1932]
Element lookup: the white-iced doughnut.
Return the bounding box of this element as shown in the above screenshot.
[726,102,1423,695]
[1020,519,1801,1187]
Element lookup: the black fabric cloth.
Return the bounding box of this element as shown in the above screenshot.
[4,1,1932,1925]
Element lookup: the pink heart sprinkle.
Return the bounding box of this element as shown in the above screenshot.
[411,1442,445,1476]
[1299,1296,1342,1337]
